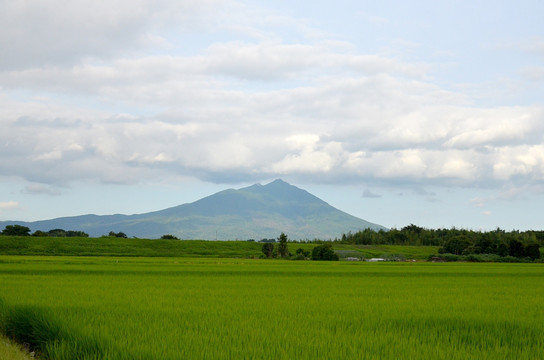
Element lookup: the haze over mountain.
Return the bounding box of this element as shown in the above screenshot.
[0,179,385,240]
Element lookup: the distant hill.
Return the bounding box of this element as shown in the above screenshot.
[0,179,386,240]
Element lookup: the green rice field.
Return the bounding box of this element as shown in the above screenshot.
[0,256,543,359]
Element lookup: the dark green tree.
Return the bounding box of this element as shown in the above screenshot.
[509,239,525,258]
[496,243,509,257]
[439,236,471,255]
[277,232,289,258]
[311,243,339,261]
[160,234,179,240]
[296,248,310,258]
[1,225,31,236]
[66,230,89,237]
[261,243,274,258]
[525,243,541,260]
[48,229,67,237]
[109,231,128,238]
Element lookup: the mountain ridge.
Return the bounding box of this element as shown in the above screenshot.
[0,179,386,240]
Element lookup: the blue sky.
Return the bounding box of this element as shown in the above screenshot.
[1,0,544,230]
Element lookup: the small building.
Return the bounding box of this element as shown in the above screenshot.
[367,258,385,262]
[345,257,361,261]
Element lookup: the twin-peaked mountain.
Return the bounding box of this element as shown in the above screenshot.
[1,179,386,240]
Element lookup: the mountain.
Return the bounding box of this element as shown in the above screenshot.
[0,179,386,240]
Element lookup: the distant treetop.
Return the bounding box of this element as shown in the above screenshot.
[1,225,31,236]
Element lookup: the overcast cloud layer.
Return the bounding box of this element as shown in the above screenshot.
[1,0,544,228]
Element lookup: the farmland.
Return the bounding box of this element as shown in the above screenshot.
[0,235,439,260]
[1,256,543,359]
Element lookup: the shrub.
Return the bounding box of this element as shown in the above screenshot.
[1,225,31,236]
[66,231,89,237]
[428,253,460,262]
[311,244,339,261]
[32,230,49,237]
[160,234,179,240]
[261,243,274,258]
[108,231,128,238]
[464,254,483,262]
[48,229,67,237]
[295,248,310,258]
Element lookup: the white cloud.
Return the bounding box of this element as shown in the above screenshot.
[442,107,542,149]
[0,201,19,210]
[0,0,230,69]
[1,81,543,187]
[268,137,342,174]
[22,184,62,196]
[492,145,544,181]
[0,0,543,193]
[437,158,476,180]
[471,197,487,208]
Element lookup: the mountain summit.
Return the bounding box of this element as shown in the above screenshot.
[1,180,386,240]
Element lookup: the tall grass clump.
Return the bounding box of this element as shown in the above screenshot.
[0,299,112,359]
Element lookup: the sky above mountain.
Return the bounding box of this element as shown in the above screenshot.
[1,0,543,230]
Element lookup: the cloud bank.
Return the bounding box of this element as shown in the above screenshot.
[1,0,543,193]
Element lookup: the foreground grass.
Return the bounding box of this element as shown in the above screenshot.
[0,256,543,359]
[0,236,438,259]
[0,333,34,360]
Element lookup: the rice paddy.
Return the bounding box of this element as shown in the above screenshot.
[0,256,543,359]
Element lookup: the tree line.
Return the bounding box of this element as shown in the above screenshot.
[1,225,137,239]
[339,225,542,260]
[3,223,541,261]
[261,232,339,261]
[1,225,89,238]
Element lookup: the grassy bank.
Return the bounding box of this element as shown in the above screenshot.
[0,333,34,360]
[0,256,543,359]
[0,236,438,259]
